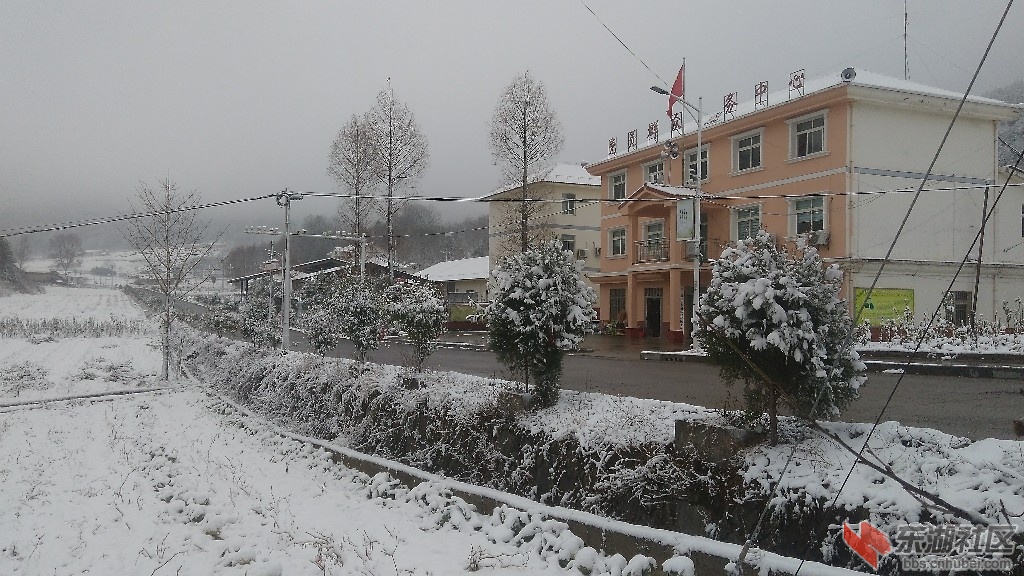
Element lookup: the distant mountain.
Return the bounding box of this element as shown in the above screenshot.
[986,80,1024,166]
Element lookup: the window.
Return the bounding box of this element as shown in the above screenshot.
[610,228,626,256]
[685,146,709,183]
[790,113,826,158]
[947,291,973,326]
[610,172,626,200]
[794,197,825,233]
[644,161,665,184]
[735,205,761,239]
[733,130,762,172]
[644,220,664,242]
[608,288,626,323]
[561,234,576,253]
[561,193,577,215]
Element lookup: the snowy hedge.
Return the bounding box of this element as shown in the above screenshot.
[181,332,1022,572]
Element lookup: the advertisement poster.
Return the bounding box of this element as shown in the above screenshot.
[675,198,695,241]
[854,288,914,326]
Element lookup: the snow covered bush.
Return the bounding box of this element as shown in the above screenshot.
[695,232,865,444]
[486,241,596,406]
[299,273,345,356]
[239,278,281,349]
[383,280,447,371]
[336,277,384,363]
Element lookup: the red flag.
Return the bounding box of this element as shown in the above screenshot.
[668,63,685,118]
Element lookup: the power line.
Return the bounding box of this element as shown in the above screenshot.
[792,1,1016,572]
[578,1,668,87]
[0,194,278,238]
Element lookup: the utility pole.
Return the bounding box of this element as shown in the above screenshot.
[277,190,302,350]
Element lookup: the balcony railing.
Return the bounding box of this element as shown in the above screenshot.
[634,239,669,264]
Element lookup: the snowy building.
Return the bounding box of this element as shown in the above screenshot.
[415,256,489,304]
[481,162,601,288]
[586,68,1023,342]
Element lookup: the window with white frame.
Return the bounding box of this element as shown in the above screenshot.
[561,193,577,214]
[561,234,576,253]
[793,197,825,234]
[610,227,626,256]
[610,172,626,200]
[790,112,826,159]
[735,204,761,240]
[732,129,762,172]
[644,160,665,184]
[684,145,708,184]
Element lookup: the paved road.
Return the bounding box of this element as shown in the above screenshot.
[155,292,1022,442]
[294,332,1024,442]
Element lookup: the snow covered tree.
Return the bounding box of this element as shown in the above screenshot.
[383,280,447,372]
[486,241,596,406]
[489,71,564,252]
[695,231,866,444]
[336,277,384,363]
[365,86,429,282]
[239,277,281,349]
[327,113,378,256]
[119,179,220,379]
[300,273,345,356]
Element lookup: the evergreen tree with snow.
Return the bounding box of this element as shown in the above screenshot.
[300,273,345,356]
[239,277,282,349]
[383,280,447,372]
[486,241,596,406]
[336,276,384,363]
[695,231,866,444]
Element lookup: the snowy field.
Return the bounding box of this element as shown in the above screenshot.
[1,388,643,575]
[0,287,683,575]
[0,285,148,321]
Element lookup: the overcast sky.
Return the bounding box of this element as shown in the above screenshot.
[2,1,1022,244]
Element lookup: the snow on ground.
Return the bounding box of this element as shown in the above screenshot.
[0,336,159,403]
[0,386,658,575]
[0,285,148,321]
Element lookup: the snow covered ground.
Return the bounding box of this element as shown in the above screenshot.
[0,286,683,575]
[0,285,148,321]
[2,387,649,575]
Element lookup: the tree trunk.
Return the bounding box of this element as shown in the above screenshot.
[163,293,171,381]
[768,385,779,445]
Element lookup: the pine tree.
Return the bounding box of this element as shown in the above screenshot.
[383,280,447,372]
[695,232,866,444]
[487,241,596,406]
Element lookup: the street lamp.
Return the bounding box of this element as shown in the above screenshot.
[650,86,703,343]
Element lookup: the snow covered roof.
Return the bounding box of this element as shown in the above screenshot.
[416,256,490,282]
[481,163,600,199]
[590,68,1023,168]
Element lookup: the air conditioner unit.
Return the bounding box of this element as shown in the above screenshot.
[811,229,830,246]
[576,249,589,259]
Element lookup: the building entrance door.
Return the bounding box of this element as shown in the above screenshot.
[644,286,663,337]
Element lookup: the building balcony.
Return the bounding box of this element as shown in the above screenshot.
[634,239,669,264]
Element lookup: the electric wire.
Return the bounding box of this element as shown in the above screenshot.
[792,2,1016,572]
[578,0,668,87]
[0,194,278,238]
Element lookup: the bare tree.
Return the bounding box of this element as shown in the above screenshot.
[327,114,379,255]
[489,71,564,252]
[364,85,429,282]
[120,178,220,380]
[49,233,83,276]
[13,236,31,269]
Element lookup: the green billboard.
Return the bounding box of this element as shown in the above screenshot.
[854,288,914,326]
